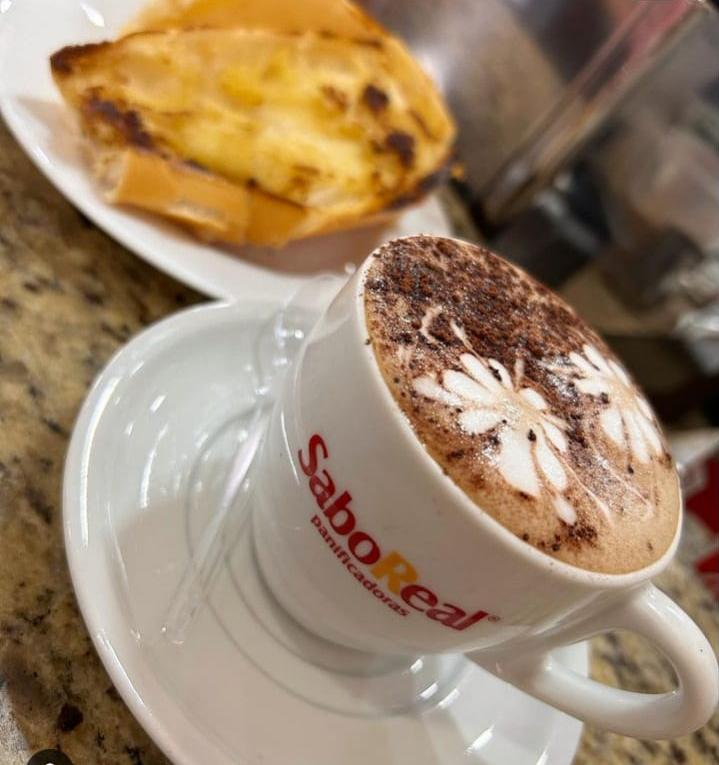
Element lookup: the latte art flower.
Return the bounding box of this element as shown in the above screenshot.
[569,345,661,464]
[365,236,680,573]
[413,354,577,524]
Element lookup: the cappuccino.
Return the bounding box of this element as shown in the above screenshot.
[363,236,679,574]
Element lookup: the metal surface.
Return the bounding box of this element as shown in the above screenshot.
[360,0,712,224]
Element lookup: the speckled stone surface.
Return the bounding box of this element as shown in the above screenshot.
[0,118,196,765]
[577,550,719,765]
[0,118,717,765]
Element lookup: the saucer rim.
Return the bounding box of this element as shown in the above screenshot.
[63,299,587,765]
[63,299,267,764]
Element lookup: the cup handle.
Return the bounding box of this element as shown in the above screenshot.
[468,584,718,739]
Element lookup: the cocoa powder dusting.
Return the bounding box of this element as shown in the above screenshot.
[363,236,680,575]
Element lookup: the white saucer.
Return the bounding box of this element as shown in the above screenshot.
[63,299,587,765]
[0,0,452,301]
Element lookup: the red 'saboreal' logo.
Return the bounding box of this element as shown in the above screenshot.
[298,433,497,631]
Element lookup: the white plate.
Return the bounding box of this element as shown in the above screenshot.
[0,0,453,301]
[63,298,587,765]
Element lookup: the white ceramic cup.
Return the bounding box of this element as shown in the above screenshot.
[252,258,719,739]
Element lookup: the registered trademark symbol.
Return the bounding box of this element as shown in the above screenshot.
[27,750,74,765]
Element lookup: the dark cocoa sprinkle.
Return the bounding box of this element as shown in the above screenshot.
[367,241,594,382]
[427,312,461,346]
[551,542,561,552]
[446,449,465,461]
[569,428,588,449]
[363,236,675,568]
[565,522,598,546]
[647,541,654,551]
[521,533,529,542]
[362,83,390,113]
[393,377,400,384]
[599,392,610,404]
[518,491,530,500]
[364,338,371,345]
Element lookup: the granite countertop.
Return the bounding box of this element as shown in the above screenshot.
[0,119,717,765]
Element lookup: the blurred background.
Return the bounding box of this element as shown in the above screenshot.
[363,0,719,586]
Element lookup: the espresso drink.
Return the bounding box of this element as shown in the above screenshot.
[363,236,679,574]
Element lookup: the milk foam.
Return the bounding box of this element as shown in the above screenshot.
[363,236,680,574]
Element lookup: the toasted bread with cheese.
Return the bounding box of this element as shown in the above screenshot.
[50,24,455,247]
[124,0,382,37]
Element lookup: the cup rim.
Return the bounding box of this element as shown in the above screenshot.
[352,237,682,590]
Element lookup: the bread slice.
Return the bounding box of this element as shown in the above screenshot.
[50,27,455,247]
[124,0,382,38]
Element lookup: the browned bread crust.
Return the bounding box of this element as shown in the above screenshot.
[50,13,455,247]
